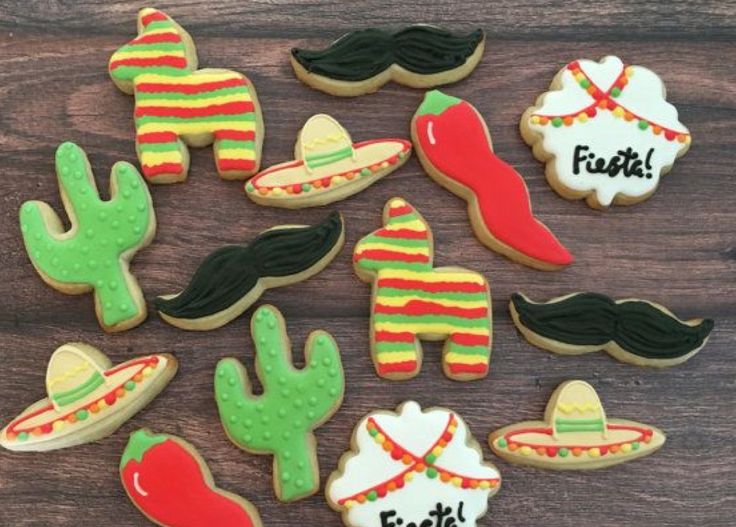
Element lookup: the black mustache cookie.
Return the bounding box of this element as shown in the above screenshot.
[509,292,714,367]
[155,212,345,330]
[291,26,484,96]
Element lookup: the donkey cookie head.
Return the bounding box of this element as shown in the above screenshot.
[109,8,198,94]
[353,198,434,278]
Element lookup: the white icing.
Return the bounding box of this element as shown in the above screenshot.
[327,401,499,527]
[529,55,690,207]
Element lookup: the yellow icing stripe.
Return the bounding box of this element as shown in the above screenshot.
[376,296,489,309]
[140,150,183,165]
[359,243,429,256]
[47,362,90,388]
[445,352,488,365]
[113,50,186,60]
[216,148,256,160]
[378,269,486,285]
[137,72,243,84]
[136,93,251,108]
[375,322,489,336]
[138,121,256,135]
[384,220,426,232]
[375,351,417,363]
[557,403,600,414]
[138,28,180,37]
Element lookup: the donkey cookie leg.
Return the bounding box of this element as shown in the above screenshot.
[214,129,258,180]
[372,326,421,380]
[136,131,189,184]
[443,331,491,381]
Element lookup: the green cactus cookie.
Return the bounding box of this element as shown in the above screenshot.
[215,304,344,502]
[19,142,156,332]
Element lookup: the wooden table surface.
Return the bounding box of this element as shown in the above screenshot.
[1,1,734,525]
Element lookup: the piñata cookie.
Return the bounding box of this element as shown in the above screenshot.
[246,115,411,208]
[291,26,484,97]
[353,198,492,381]
[510,292,714,367]
[215,305,344,502]
[327,401,501,527]
[0,343,177,452]
[155,212,344,330]
[412,90,573,271]
[489,380,666,469]
[19,142,155,333]
[521,56,691,209]
[121,429,262,527]
[109,8,264,183]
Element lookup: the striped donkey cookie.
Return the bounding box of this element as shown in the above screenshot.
[353,198,492,381]
[109,8,264,183]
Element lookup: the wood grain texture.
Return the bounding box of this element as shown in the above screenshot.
[0,0,735,525]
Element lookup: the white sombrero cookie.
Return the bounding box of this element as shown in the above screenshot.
[0,343,177,452]
[246,114,411,208]
[489,380,665,469]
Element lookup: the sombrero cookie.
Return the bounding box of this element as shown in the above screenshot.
[0,343,177,452]
[489,380,666,470]
[246,114,411,208]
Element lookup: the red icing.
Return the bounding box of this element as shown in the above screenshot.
[377,361,418,375]
[109,56,187,71]
[375,277,487,294]
[414,100,573,267]
[374,300,488,318]
[121,438,256,527]
[135,101,256,118]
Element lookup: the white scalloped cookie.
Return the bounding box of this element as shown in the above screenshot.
[521,56,691,209]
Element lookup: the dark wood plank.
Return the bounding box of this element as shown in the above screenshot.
[0,1,735,525]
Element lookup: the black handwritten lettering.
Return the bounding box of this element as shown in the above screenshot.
[384,502,468,527]
[572,145,655,179]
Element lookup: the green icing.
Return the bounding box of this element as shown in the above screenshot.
[120,429,168,469]
[214,305,344,502]
[554,418,605,433]
[19,142,154,328]
[305,146,353,169]
[52,372,104,407]
[416,90,462,116]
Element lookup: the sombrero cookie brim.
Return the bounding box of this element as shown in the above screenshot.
[489,418,665,470]
[0,354,177,452]
[246,139,411,209]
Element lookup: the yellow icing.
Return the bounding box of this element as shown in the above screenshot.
[378,269,486,285]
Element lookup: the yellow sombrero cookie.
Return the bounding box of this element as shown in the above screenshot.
[489,380,665,469]
[246,114,411,208]
[0,343,177,452]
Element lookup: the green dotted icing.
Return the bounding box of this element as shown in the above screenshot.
[214,305,344,502]
[19,142,154,329]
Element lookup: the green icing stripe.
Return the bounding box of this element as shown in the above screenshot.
[389,213,422,225]
[375,341,417,354]
[135,85,250,101]
[125,42,184,53]
[446,343,488,356]
[217,139,255,150]
[114,66,189,78]
[374,313,488,328]
[135,113,256,125]
[138,141,181,153]
[145,21,175,31]
[360,260,428,272]
[377,287,488,302]
[371,237,428,248]
[554,418,605,433]
[305,146,353,169]
[52,372,104,407]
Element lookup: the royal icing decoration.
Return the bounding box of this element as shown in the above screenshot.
[155,211,344,330]
[510,292,714,367]
[214,305,344,502]
[109,8,263,183]
[353,199,492,381]
[522,56,691,208]
[19,142,155,332]
[412,90,573,270]
[327,401,500,527]
[246,114,411,208]
[489,380,666,469]
[121,429,262,527]
[0,343,176,452]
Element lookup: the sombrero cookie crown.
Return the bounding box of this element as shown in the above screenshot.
[489,380,666,470]
[326,401,500,527]
[521,56,691,209]
[246,114,411,208]
[0,343,177,452]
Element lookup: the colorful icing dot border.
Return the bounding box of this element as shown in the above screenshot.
[493,423,654,460]
[337,414,500,509]
[531,61,691,144]
[246,140,411,198]
[6,357,161,442]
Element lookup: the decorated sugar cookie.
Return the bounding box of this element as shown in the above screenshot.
[353,198,492,381]
[121,429,262,527]
[215,305,344,502]
[0,343,177,452]
[412,90,573,271]
[109,8,264,183]
[291,26,485,97]
[327,401,501,527]
[521,56,691,208]
[19,142,155,332]
[489,380,666,469]
[510,292,714,367]
[247,115,411,208]
[155,211,344,330]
